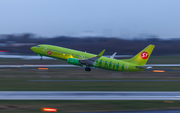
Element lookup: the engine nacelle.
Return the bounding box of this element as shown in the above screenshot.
[67,58,80,65]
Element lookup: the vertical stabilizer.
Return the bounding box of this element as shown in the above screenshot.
[126,44,155,66]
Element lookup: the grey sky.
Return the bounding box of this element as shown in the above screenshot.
[0,0,180,38]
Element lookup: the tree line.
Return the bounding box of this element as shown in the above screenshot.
[0,33,179,55]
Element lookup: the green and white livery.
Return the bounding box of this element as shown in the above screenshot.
[31,44,155,72]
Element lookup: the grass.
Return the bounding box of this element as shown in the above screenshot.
[0,55,180,91]
[0,56,180,112]
[0,78,180,91]
[147,55,180,64]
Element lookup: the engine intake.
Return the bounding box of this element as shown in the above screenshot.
[67,58,80,65]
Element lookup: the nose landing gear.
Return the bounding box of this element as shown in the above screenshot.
[85,67,91,71]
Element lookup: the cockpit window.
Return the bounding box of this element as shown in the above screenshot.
[36,45,40,48]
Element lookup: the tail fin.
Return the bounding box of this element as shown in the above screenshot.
[124,44,155,66]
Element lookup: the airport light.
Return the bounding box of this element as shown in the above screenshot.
[153,70,165,72]
[41,107,57,112]
[38,68,49,70]
[0,50,9,52]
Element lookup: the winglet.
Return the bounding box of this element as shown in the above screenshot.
[97,49,105,57]
[110,52,117,59]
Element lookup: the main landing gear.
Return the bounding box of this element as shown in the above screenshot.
[85,67,91,71]
[40,56,43,60]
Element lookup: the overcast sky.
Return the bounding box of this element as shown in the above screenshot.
[0,0,180,38]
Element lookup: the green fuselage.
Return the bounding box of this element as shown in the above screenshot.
[31,44,144,72]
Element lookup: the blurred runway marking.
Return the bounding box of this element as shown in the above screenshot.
[0,91,180,100]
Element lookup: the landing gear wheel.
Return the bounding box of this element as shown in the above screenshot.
[40,56,43,60]
[85,67,91,71]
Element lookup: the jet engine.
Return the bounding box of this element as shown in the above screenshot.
[67,58,80,65]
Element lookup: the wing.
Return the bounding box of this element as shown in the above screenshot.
[79,49,105,66]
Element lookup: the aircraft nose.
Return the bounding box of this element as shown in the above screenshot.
[31,46,36,51]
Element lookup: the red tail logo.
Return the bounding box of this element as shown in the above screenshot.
[47,51,52,55]
[141,52,149,59]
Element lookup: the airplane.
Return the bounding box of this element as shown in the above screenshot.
[30,44,155,72]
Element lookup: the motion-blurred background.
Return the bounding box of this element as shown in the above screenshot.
[0,34,179,55]
[1,0,180,113]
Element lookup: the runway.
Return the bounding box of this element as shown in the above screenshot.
[0,91,180,100]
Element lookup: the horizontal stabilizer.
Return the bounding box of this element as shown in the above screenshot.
[110,52,117,59]
[136,66,152,69]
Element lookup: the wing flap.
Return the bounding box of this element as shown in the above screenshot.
[80,49,105,66]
